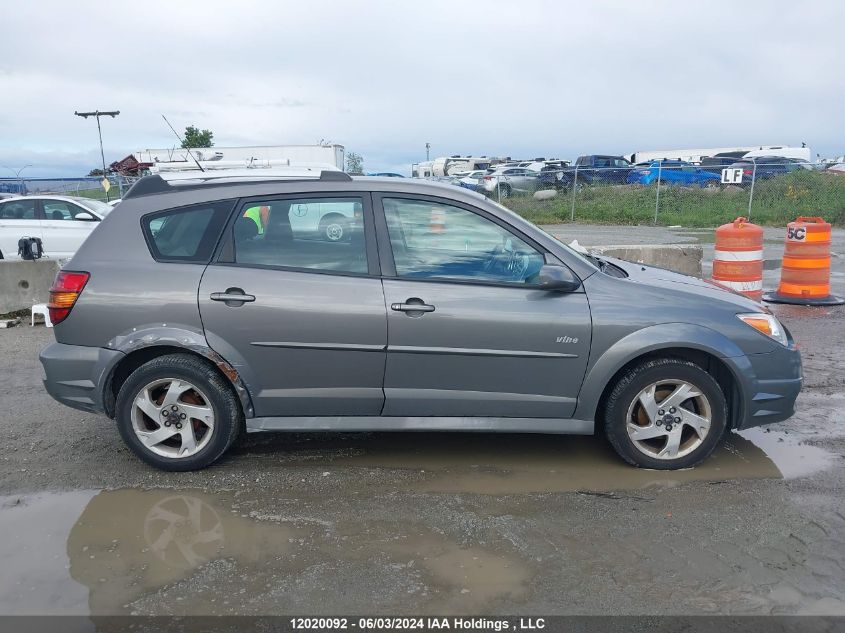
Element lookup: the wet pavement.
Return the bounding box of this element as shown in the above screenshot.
[1,257,844,616]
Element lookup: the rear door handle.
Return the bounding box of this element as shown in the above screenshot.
[210,288,255,306]
[391,299,435,314]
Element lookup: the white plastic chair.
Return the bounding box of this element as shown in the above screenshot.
[31,303,52,328]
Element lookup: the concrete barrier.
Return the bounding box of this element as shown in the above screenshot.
[588,244,703,277]
[0,259,62,314]
[533,189,557,201]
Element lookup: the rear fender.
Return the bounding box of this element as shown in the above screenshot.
[104,324,254,417]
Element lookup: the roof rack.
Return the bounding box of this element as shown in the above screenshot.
[123,169,352,200]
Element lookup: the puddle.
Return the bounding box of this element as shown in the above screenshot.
[274,429,835,495]
[0,430,835,615]
[736,428,836,478]
[0,488,534,616]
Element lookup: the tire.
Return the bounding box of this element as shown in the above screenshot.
[115,353,242,471]
[703,180,720,189]
[498,184,512,199]
[603,358,727,470]
[320,215,349,242]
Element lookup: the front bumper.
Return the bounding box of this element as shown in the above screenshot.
[732,343,803,429]
[40,342,124,414]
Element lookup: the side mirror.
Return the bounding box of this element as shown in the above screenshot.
[74,212,97,221]
[535,264,581,292]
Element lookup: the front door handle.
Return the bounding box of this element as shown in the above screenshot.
[210,288,255,306]
[391,298,435,315]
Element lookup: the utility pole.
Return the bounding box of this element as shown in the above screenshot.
[425,142,430,161]
[74,110,120,201]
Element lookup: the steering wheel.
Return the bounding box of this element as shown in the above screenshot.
[482,239,530,281]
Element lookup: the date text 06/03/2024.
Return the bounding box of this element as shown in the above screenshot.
[289,617,546,630]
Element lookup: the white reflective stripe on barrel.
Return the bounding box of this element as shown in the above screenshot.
[714,249,764,261]
[717,279,763,291]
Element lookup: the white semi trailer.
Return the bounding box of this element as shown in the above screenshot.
[137,144,346,171]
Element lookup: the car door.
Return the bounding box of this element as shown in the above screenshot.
[198,193,387,418]
[374,194,592,418]
[661,162,681,185]
[513,169,538,192]
[0,199,42,259]
[39,199,100,258]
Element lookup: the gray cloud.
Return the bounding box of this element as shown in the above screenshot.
[0,0,842,176]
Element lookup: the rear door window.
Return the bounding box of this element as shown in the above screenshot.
[142,200,234,262]
[232,197,368,275]
[0,199,37,220]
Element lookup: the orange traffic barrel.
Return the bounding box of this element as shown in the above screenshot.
[712,217,764,301]
[763,217,843,305]
[430,208,446,233]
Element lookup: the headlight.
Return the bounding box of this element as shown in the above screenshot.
[737,313,788,346]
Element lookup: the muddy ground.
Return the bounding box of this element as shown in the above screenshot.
[0,230,844,616]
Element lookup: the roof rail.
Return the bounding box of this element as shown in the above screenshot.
[123,170,352,200]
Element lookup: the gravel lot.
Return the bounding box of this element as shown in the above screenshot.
[1,227,844,617]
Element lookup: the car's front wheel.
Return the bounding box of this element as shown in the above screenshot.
[115,354,242,471]
[603,358,727,469]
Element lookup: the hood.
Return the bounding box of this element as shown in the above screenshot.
[598,255,765,312]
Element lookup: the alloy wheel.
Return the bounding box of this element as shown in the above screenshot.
[625,380,712,460]
[130,378,215,459]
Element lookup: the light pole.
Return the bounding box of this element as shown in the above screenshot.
[1,164,32,195]
[425,142,430,161]
[74,110,120,201]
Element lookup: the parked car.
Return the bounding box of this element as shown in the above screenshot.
[452,169,488,191]
[627,160,722,188]
[479,167,540,197]
[0,195,112,260]
[366,172,405,178]
[726,156,812,184]
[40,170,801,472]
[699,155,744,175]
[539,155,634,190]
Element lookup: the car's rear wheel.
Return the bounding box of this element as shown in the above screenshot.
[498,184,512,199]
[115,354,242,471]
[603,358,727,469]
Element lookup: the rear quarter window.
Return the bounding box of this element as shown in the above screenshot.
[142,200,234,262]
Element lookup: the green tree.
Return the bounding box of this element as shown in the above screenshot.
[346,152,364,175]
[87,168,105,177]
[182,126,214,148]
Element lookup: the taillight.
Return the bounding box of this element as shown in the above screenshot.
[484,176,493,181]
[743,169,753,176]
[48,271,90,324]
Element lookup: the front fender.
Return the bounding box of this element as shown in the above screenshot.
[103,324,254,417]
[573,322,752,422]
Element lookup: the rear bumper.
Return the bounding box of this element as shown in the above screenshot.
[733,344,803,429]
[40,342,123,414]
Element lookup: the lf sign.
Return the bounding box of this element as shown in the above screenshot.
[721,168,743,184]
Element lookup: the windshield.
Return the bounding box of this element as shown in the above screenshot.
[485,199,598,270]
[73,197,113,216]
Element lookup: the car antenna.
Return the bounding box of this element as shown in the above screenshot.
[161,115,205,172]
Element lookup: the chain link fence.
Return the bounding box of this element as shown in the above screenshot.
[474,162,845,227]
[0,175,140,201]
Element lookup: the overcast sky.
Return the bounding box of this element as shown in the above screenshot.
[0,1,842,177]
